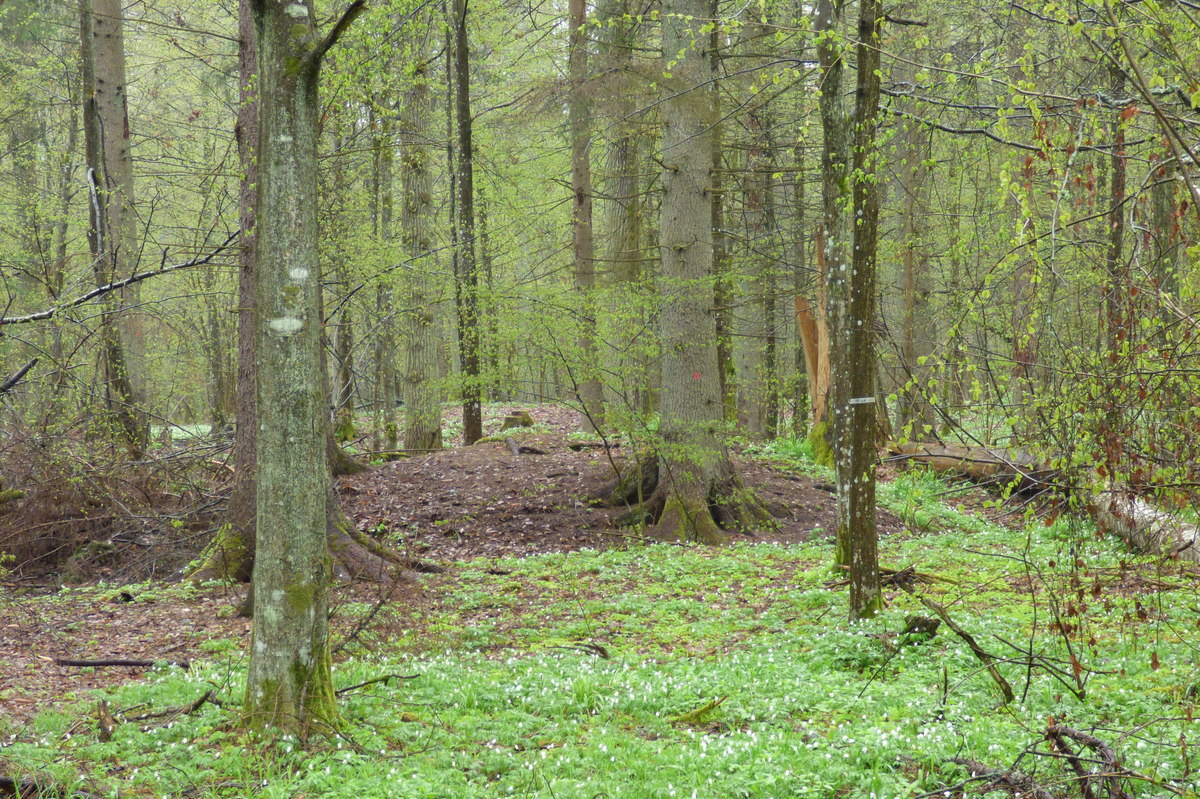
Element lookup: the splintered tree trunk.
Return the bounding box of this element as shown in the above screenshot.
[401,26,444,451]
[648,0,767,544]
[243,0,364,735]
[814,0,848,462]
[834,0,883,619]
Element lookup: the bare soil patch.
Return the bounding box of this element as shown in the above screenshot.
[337,418,906,566]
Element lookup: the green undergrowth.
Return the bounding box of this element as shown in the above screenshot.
[4,451,1200,797]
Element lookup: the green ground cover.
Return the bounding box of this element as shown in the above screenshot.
[3,448,1198,798]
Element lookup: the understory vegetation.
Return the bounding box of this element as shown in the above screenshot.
[3,447,1197,798]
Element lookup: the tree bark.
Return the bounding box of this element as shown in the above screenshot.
[370,103,399,453]
[242,0,363,736]
[835,0,883,618]
[814,0,849,463]
[79,0,145,457]
[569,0,605,433]
[596,0,652,419]
[401,24,444,451]
[190,0,397,592]
[449,0,483,445]
[640,0,767,543]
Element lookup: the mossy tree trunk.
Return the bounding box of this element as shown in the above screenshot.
[242,0,365,737]
[401,18,444,452]
[191,0,392,594]
[643,0,768,544]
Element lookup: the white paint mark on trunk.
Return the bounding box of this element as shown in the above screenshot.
[269,317,303,335]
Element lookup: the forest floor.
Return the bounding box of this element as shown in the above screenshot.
[2,403,969,727]
[3,405,1195,797]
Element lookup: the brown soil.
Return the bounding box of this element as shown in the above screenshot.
[0,404,906,727]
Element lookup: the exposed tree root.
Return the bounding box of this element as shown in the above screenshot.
[188,485,442,612]
[598,453,771,544]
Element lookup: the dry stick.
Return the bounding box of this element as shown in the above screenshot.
[0,232,239,327]
[947,757,1057,799]
[123,690,214,722]
[0,358,37,395]
[51,657,190,670]
[1045,724,1133,799]
[897,584,1015,704]
[335,673,420,696]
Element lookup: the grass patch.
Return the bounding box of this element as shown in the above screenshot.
[4,454,1200,796]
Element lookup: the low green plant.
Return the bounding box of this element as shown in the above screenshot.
[4,508,1197,797]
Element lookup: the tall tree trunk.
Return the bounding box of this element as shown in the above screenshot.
[449,0,483,445]
[401,24,444,451]
[711,24,736,425]
[243,0,368,736]
[569,0,605,432]
[897,116,935,436]
[814,0,849,461]
[835,0,883,619]
[79,0,144,457]
[762,140,780,439]
[791,144,810,436]
[370,104,398,452]
[733,15,775,439]
[93,0,147,438]
[1150,157,1179,315]
[597,0,648,419]
[638,0,767,543]
[191,0,404,611]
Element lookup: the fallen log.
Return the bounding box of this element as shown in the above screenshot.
[894,442,1200,566]
[1087,491,1200,565]
[888,442,1059,493]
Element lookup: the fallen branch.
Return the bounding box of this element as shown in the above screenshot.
[0,775,103,799]
[122,690,214,722]
[896,585,1015,704]
[49,657,190,670]
[1087,490,1200,565]
[335,673,420,695]
[888,442,1059,493]
[1043,723,1133,799]
[827,564,957,589]
[548,642,611,659]
[898,443,1200,567]
[947,757,1057,799]
[670,696,727,725]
